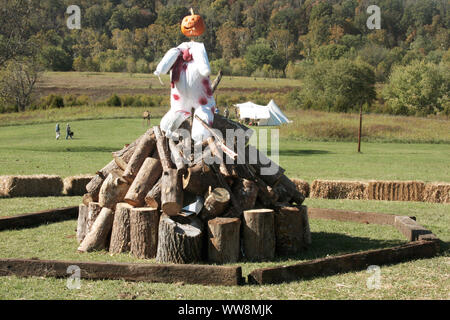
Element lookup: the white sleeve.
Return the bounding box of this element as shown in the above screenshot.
[190,42,211,77]
[153,48,181,76]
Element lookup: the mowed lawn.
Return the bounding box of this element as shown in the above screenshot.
[0,114,449,300]
[0,118,449,182]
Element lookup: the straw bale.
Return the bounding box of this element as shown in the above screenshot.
[310,180,368,200]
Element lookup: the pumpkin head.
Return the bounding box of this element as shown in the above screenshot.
[181,9,205,37]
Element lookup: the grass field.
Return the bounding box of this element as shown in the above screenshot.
[0,197,448,300]
[0,73,448,300]
[0,117,449,182]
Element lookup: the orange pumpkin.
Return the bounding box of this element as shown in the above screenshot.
[181,10,205,37]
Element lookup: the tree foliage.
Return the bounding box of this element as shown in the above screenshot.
[382,60,449,116]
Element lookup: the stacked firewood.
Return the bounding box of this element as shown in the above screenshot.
[76,115,310,264]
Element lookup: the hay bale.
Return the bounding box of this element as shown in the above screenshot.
[367,180,424,202]
[310,180,368,200]
[291,179,310,198]
[0,175,63,197]
[63,175,95,196]
[422,182,450,203]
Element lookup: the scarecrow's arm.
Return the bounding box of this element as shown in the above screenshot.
[153,48,180,76]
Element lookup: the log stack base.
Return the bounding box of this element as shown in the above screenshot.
[78,118,309,264]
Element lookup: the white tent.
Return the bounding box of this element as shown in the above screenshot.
[235,100,291,126]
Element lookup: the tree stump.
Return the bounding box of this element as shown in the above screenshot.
[233,179,258,210]
[122,129,156,182]
[124,157,162,207]
[109,202,132,254]
[242,209,275,261]
[98,171,130,209]
[78,207,114,252]
[207,217,241,264]
[130,207,160,259]
[77,204,89,243]
[161,169,183,216]
[86,202,102,234]
[200,187,230,220]
[274,206,307,256]
[156,214,203,264]
[145,177,161,209]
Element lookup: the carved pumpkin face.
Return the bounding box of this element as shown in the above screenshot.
[181,13,205,37]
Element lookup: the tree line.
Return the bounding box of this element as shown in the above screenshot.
[0,0,448,115]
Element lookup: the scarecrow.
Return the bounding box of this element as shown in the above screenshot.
[154,9,216,143]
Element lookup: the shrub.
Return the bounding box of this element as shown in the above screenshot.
[39,46,73,71]
[120,94,135,106]
[210,59,231,75]
[285,60,314,80]
[106,94,121,107]
[40,94,64,109]
[297,59,376,112]
[314,44,349,61]
[382,60,448,116]
[136,59,150,73]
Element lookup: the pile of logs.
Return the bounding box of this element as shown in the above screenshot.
[77,115,310,264]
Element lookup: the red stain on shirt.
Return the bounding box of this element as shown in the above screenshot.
[182,49,192,62]
[173,94,180,100]
[202,78,213,96]
[199,97,208,105]
[171,49,191,84]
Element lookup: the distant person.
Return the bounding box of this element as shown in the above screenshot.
[55,123,60,140]
[66,123,74,140]
[214,106,220,115]
[224,106,230,119]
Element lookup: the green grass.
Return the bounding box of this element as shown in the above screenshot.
[0,197,448,300]
[0,104,448,300]
[0,117,449,181]
[0,196,82,217]
[281,109,450,144]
